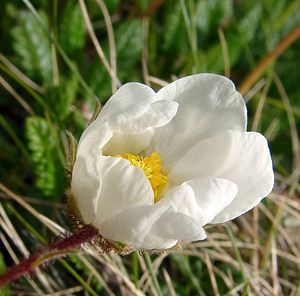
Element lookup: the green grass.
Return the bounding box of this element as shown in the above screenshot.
[0,0,299,295]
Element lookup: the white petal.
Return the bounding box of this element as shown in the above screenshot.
[102,128,154,156]
[108,100,178,134]
[169,131,274,222]
[162,177,237,226]
[97,83,178,135]
[71,150,101,224]
[100,203,206,249]
[99,204,172,249]
[77,120,113,156]
[99,83,156,118]
[149,74,246,167]
[93,156,154,226]
[72,154,153,226]
[78,84,154,151]
[153,213,207,243]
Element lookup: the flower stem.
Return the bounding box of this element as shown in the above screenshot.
[0,225,99,287]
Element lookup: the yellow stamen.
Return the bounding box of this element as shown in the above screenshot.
[118,152,168,203]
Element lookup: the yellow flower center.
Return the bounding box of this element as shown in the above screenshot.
[118,152,168,203]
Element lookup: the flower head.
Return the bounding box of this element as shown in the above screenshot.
[71,74,274,250]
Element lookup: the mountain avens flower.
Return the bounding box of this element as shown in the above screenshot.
[71,74,274,250]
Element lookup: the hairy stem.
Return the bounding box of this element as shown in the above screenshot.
[0,225,98,287]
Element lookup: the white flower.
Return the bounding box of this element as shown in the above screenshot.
[71,74,274,250]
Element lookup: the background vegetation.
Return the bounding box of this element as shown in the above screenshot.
[0,0,299,295]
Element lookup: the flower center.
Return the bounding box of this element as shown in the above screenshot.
[118,152,168,203]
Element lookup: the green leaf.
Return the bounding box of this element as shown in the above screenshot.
[87,60,112,104]
[46,73,79,122]
[25,116,65,198]
[115,19,143,79]
[205,36,243,72]
[31,0,48,7]
[11,10,52,83]
[238,4,263,43]
[86,20,143,99]
[85,0,120,18]
[0,252,11,296]
[69,109,87,138]
[162,2,183,51]
[195,0,233,33]
[59,2,86,55]
[103,0,120,13]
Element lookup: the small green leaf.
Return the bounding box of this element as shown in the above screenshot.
[59,2,86,55]
[11,10,52,83]
[195,0,233,33]
[103,0,120,13]
[87,19,143,102]
[162,2,183,51]
[46,74,79,122]
[205,36,243,72]
[86,60,112,104]
[25,116,65,198]
[0,252,11,296]
[65,130,78,182]
[115,19,143,78]
[238,4,263,43]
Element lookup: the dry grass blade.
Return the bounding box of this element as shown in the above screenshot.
[76,253,115,296]
[140,253,167,295]
[259,202,300,259]
[78,0,120,93]
[142,18,150,86]
[0,74,35,115]
[94,0,118,93]
[249,77,272,292]
[239,23,300,95]
[162,268,176,296]
[260,197,298,272]
[271,237,281,295]
[11,286,84,296]
[44,286,84,296]
[87,249,145,296]
[217,26,230,78]
[251,77,272,131]
[244,79,266,102]
[0,182,64,235]
[148,76,168,87]
[273,73,300,171]
[204,252,220,296]
[0,203,29,257]
[0,53,44,94]
[0,210,52,293]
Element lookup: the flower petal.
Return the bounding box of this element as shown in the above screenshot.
[77,120,113,157]
[97,83,178,134]
[72,121,113,223]
[108,100,178,134]
[99,82,157,118]
[149,74,246,167]
[93,156,154,226]
[102,128,154,156]
[169,131,274,222]
[153,213,207,243]
[71,150,101,224]
[99,204,206,249]
[99,204,176,249]
[72,154,154,226]
[162,177,238,226]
